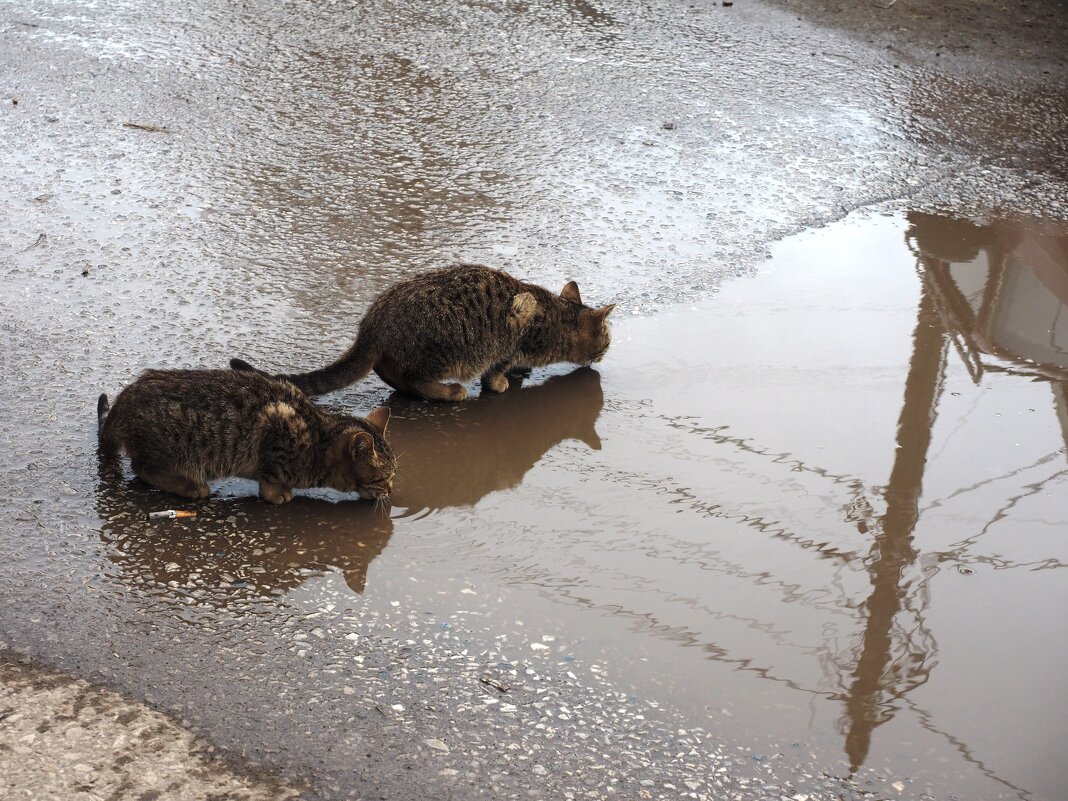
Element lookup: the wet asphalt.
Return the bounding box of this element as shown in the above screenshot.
[2,1,1067,800]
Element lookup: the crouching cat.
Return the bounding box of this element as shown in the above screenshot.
[230,263,616,402]
[97,369,395,504]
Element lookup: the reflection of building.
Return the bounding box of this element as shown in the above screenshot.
[914,213,1068,381]
[916,212,1068,457]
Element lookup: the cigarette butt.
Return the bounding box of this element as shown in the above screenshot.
[148,509,198,520]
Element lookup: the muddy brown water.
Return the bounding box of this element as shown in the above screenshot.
[74,211,1068,800]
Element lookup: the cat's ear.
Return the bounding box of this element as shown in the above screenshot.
[350,431,376,457]
[364,406,391,435]
[592,304,616,323]
[560,281,582,304]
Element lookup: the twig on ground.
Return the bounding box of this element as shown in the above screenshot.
[123,121,170,133]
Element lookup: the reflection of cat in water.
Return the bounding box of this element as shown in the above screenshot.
[96,366,603,597]
[96,460,393,602]
[387,366,604,516]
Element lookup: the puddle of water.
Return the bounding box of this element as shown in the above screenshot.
[5,1,1068,796]
[87,211,1068,800]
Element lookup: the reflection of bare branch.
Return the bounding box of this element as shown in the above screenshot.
[662,416,868,489]
[923,449,1066,513]
[597,457,862,564]
[658,417,875,561]
[904,697,1036,801]
[552,502,861,619]
[539,579,835,700]
[925,389,986,464]
[943,553,1067,571]
[941,466,1068,557]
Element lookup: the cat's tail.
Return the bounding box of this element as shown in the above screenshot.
[97,393,121,459]
[97,393,110,432]
[231,333,379,397]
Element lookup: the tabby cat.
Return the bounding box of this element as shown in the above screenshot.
[230,264,616,401]
[97,369,395,504]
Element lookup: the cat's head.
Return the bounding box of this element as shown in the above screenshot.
[330,407,396,500]
[559,281,616,365]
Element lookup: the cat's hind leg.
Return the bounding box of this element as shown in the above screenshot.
[379,356,468,401]
[405,379,469,402]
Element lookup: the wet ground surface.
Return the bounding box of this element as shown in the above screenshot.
[3,0,1068,800]
[766,0,1068,78]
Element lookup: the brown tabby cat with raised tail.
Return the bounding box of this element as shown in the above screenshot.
[230,264,616,402]
[98,369,395,504]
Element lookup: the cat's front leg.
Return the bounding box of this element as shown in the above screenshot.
[258,480,294,505]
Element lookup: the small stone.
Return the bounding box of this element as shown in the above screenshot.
[424,738,449,752]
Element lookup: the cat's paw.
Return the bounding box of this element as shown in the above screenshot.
[259,483,293,505]
[189,482,212,499]
[482,373,509,393]
[445,383,469,401]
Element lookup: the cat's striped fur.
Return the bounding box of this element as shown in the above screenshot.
[98,369,394,504]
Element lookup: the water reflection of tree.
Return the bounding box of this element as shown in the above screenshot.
[836,212,1067,783]
[838,284,944,772]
